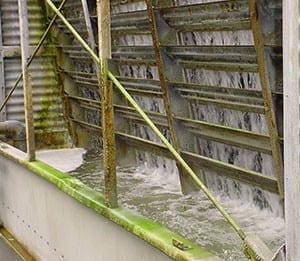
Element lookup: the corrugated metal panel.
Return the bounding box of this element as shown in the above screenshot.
[0,0,69,148]
[4,57,65,126]
[0,0,46,46]
[0,0,20,46]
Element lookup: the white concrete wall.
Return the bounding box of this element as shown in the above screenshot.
[283,1,300,260]
[0,145,218,261]
[0,149,170,261]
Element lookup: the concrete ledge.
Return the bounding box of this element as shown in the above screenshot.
[0,143,220,261]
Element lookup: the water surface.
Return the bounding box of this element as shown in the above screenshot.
[69,150,284,260]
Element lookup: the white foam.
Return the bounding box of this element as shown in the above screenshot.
[36,148,86,172]
[118,165,284,260]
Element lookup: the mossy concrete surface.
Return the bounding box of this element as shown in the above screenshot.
[0,143,221,260]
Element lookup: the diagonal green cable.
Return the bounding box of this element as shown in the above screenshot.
[45,0,246,241]
[109,71,246,240]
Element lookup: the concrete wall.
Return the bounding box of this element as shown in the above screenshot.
[0,144,218,261]
[283,0,300,260]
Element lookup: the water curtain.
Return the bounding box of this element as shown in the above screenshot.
[45,0,275,259]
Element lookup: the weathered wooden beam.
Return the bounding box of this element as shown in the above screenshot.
[18,0,35,161]
[0,13,5,121]
[146,0,199,193]
[97,0,118,208]
[146,0,178,149]
[248,0,284,200]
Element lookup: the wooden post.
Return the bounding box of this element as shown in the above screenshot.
[146,0,198,193]
[97,0,118,208]
[283,0,300,259]
[18,0,35,161]
[0,13,5,121]
[248,0,284,200]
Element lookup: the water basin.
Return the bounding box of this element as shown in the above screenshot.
[69,150,284,260]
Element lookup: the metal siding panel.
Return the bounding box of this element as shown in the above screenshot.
[4,56,66,130]
[1,0,45,46]
[3,58,24,121]
[1,0,69,147]
[1,0,20,46]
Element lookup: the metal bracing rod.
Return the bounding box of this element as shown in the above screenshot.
[97,0,118,208]
[0,0,67,114]
[81,0,96,51]
[248,0,284,200]
[45,0,247,241]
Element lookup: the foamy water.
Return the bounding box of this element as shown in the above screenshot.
[69,150,284,260]
[37,148,86,172]
[70,1,284,259]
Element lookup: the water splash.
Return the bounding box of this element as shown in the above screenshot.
[69,150,284,260]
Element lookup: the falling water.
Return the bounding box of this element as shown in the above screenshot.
[69,149,284,260]
[69,0,285,259]
[112,0,179,172]
[111,0,282,211]
[175,0,281,215]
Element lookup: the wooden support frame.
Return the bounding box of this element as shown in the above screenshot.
[44,3,280,249]
[45,0,118,208]
[97,0,118,208]
[145,0,178,148]
[145,0,198,193]
[18,0,35,161]
[0,12,5,121]
[248,0,284,200]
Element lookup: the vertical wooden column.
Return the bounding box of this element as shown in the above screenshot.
[97,0,118,208]
[146,0,198,193]
[248,0,284,199]
[0,13,6,121]
[283,0,300,259]
[146,0,178,150]
[18,0,35,161]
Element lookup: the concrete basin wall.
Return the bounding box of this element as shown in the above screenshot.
[0,143,218,261]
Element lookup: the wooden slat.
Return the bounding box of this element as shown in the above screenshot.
[249,0,284,198]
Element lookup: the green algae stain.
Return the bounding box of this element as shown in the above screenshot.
[25,160,217,260]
